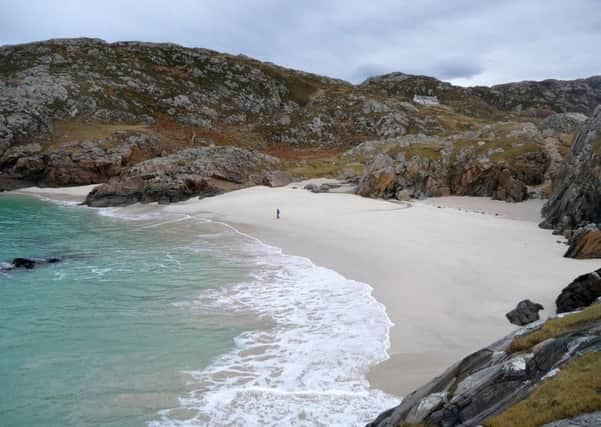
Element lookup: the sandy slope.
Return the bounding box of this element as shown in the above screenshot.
[13,184,600,396]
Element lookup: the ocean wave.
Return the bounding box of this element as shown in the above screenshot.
[150,228,399,426]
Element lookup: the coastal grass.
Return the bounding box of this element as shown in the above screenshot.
[485,351,601,427]
[284,158,363,178]
[509,303,601,353]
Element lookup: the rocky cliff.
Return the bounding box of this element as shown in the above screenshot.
[541,106,601,233]
[1,38,600,204]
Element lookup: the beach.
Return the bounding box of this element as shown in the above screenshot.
[15,184,600,396]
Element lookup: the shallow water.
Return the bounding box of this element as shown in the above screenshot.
[0,195,397,426]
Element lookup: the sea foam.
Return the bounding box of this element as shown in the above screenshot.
[149,221,399,426]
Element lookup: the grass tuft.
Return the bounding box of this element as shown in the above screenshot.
[485,352,601,427]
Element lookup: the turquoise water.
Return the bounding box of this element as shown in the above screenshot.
[0,195,255,427]
[0,194,398,426]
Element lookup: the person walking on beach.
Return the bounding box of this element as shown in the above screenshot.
[276,208,280,219]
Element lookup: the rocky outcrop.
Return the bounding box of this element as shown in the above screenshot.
[0,131,165,186]
[541,106,601,233]
[367,312,601,427]
[506,299,544,326]
[353,130,542,202]
[556,268,601,313]
[469,77,601,115]
[539,112,588,133]
[84,146,279,206]
[565,226,601,259]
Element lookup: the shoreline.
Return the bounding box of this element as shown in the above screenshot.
[9,184,600,397]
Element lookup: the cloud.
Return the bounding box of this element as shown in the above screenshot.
[0,0,599,86]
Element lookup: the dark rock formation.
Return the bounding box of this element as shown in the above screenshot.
[556,268,601,313]
[541,106,601,232]
[367,316,601,427]
[565,226,601,259]
[85,146,278,206]
[506,299,544,326]
[2,257,61,271]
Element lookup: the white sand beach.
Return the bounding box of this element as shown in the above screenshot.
[14,184,601,396]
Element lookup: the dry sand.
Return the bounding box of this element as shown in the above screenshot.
[13,183,601,396]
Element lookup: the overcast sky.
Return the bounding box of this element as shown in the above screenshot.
[1,0,599,86]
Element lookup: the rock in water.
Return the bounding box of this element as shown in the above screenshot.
[12,258,36,269]
[564,226,601,259]
[556,268,601,313]
[3,257,63,271]
[506,299,544,325]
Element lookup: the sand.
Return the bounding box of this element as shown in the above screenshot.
[12,183,601,396]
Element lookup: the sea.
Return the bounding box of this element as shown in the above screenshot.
[0,194,398,427]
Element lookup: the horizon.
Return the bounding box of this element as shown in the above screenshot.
[1,0,599,87]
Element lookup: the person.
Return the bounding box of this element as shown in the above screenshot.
[276,208,280,219]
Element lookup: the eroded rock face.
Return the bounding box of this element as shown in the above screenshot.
[356,154,396,198]
[84,146,279,206]
[541,106,601,232]
[506,299,544,326]
[555,268,601,313]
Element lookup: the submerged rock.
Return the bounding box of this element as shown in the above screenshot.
[506,299,544,326]
[2,257,62,271]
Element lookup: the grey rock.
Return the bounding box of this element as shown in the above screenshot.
[506,299,544,326]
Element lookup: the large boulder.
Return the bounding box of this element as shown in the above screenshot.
[356,154,396,198]
[263,170,291,187]
[556,268,601,313]
[505,299,544,326]
[541,105,601,232]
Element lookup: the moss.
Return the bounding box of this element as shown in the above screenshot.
[509,303,601,353]
[485,352,601,427]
